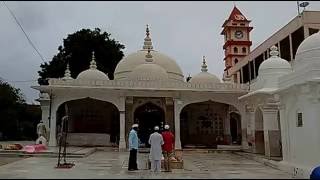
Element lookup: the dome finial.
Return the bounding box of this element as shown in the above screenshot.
[270,45,279,57]
[63,63,72,79]
[201,56,208,72]
[90,51,97,69]
[145,47,153,62]
[143,24,154,50]
[146,24,150,37]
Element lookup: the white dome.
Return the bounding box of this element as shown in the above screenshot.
[258,46,292,76]
[295,32,320,68]
[115,50,183,81]
[114,25,183,81]
[77,69,109,80]
[76,53,109,80]
[129,49,168,81]
[256,46,292,89]
[189,56,221,84]
[190,72,220,84]
[130,63,168,81]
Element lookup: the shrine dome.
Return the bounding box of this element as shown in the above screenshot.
[76,52,109,80]
[189,56,221,84]
[114,25,184,81]
[258,46,292,77]
[129,51,168,81]
[294,32,320,69]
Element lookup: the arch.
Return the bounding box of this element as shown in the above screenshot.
[234,47,238,53]
[254,107,265,154]
[242,47,247,53]
[234,58,239,64]
[56,97,119,147]
[180,100,241,148]
[180,97,241,112]
[54,95,121,114]
[133,102,165,147]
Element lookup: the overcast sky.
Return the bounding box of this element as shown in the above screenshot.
[1,1,320,104]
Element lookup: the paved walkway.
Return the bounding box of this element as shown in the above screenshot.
[0,151,292,179]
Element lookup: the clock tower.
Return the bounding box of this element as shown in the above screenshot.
[221,6,253,82]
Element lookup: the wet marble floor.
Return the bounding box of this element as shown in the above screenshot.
[0,151,292,179]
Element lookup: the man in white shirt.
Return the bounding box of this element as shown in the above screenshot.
[148,126,164,172]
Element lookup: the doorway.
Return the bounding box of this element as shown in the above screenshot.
[134,103,165,147]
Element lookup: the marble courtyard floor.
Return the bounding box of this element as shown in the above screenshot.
[0,151,293,179]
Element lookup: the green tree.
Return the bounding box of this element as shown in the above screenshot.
[0,80,24,140]
[38,28,125,85]
[0,80,40,140]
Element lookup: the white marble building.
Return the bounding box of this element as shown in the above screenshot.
[33,26,320,178]
[239,32,320,178]
[32,27,248,150]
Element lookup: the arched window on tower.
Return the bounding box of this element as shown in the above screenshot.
[234,58,238,64]
[234,47,238,54]
[242,47,247,53]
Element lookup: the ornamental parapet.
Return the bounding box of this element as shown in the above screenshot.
[47,78,249,92]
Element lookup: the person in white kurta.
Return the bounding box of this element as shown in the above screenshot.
[148,126,164,172]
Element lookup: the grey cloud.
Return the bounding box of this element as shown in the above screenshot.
[1,1,320,104]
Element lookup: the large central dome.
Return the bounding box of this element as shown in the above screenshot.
[114,25,184,81]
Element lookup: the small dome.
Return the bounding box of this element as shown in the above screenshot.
[190,56,221,84]
[295,32,320,68]
[77,69,109,80]
[190,72,221,84]
[76,52,109,80]
[258,46,292,75]
[129,50,168,81]
[114,25,184,81]
[255,46,292,89]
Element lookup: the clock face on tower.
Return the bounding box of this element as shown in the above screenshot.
[235,31,243,39]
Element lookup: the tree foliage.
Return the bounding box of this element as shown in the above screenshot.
[38,28,125,85]
[0,80,40,140]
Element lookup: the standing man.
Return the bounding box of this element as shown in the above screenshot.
[128,124,139,171]
[161,124,175,172]
[148,126,164,172]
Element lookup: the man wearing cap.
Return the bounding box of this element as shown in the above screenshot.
[161,124,175,172]
[128,124,139,171]
[148,126,164,172]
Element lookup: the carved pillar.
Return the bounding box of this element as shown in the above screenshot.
[48,99,57,147]
[246,105,255,152]
[224,109,231,144]
[118,96,126,151]
[119,110,126,150]
[239,106,249,150]
[174,99,183,150]
[125,97,133,148]
[39,92,51,139]
[279,103,288,161]
[165,97,174,130]
[262,102,281,158]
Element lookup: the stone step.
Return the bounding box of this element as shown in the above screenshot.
[0,152,85,158]
[0,147,97,158]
